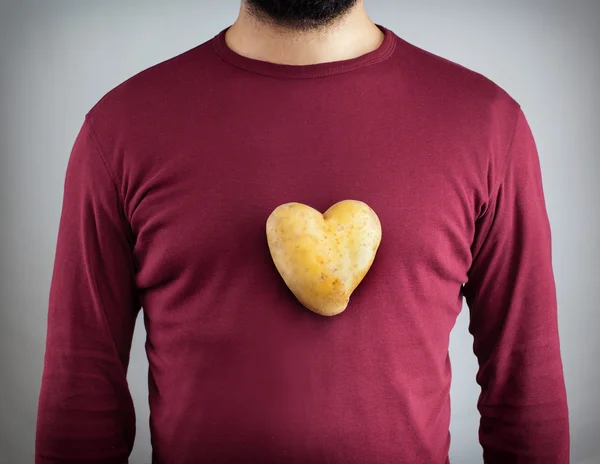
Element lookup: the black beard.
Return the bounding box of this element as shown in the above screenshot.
[245,0,359,31]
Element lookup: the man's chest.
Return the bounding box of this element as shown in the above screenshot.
[125,115,478,309]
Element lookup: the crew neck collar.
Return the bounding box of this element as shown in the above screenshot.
[212,24,397,79]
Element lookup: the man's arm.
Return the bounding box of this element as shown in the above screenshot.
[35,116,141,463]
[462,105,569,463]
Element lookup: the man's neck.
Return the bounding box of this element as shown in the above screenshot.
[225,2,384,66]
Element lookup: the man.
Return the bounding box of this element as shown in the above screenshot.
[35,1,570,463]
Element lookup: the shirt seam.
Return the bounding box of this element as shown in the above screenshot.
[211,35,397,80]
[84,114,136,250]
[465,102,521,297]
[85,114,125,203]
[477,102,521,222]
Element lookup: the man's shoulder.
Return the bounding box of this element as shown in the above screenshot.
[391,30,520,117]
[86,33,218,128]
[388,28,523,193]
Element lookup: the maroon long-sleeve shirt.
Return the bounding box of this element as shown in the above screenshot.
[36,24,569,463]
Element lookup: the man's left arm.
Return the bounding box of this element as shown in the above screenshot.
[462,105,570,463]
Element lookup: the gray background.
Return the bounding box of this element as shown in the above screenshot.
[1,1,598,463]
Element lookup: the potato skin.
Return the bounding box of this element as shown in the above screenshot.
[266,200,382,316]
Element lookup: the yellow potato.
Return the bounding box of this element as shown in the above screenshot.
[266,200,382,316]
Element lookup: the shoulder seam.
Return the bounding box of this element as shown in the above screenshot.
[478,102,521,220]
[84,113,125,206]
[83,114,135,249]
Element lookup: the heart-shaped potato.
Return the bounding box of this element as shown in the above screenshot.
[266,200,382,316]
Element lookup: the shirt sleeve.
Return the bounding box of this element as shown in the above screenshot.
[462,105,570,463]
[35,116,141,463]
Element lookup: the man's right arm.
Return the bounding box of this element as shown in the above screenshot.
[36,116,141,463]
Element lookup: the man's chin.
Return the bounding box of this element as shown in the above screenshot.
[244,0,359,31]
